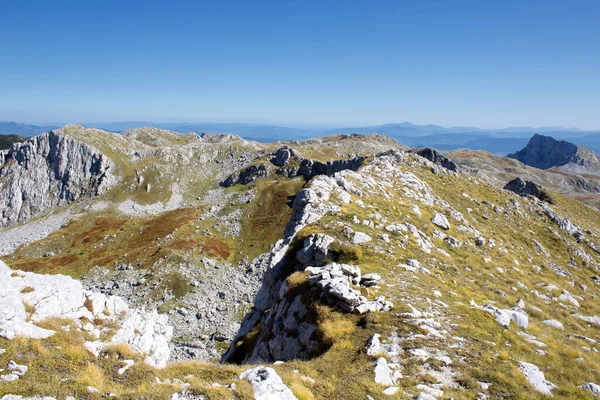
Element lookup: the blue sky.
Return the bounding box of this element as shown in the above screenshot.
[1,0,599,129]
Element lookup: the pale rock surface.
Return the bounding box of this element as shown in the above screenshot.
[367,333,383,355]
[542,319,564,330]
[0,260,172,367]
[296,234,334,266]
[374,357,395,386]
[353,231,372,244]
[239,366,298,400]
[431,213,450,230]
[558,290,580,308]
[382,387,399,395]
[519,362,558,396]
[480,303,529,329]
[574,314,600,326]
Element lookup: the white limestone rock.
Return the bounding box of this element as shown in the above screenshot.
[558,290,580,308]
[431,213,450,230]
[108,309,173,368]
[0,260,172,368]
[367,333,383,355]
[374,357,395,386]
[574,314,600,326]
[239,366,298,400]
[0,130,116,227]
[542,320,564,330]
[383,387,399,396]
[296,234,334,267]
[519,362,558,396]
[353,231,372,244]
[580,382,600,397]
[481,304,528,329]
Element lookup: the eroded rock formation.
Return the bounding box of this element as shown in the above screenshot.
[0,131,116,226]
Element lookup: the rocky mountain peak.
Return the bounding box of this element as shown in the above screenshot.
[507,133,582,169]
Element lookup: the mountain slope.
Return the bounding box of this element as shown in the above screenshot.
[1,127,599,399]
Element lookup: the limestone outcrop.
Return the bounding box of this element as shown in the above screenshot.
[0,260,172,368]
[0,130,116,226]
[504,177,553,203]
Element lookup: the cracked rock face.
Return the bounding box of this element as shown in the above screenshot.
[0,131,116,227]
[296,234,334,267]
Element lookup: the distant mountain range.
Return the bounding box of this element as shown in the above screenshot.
[2,121,600,154]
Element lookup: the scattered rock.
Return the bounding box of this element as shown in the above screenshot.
[542,319,564,330]
[478,302,528,329]
[412,148,458,172]
[239,366,298,400]
[518,361,558,396]
[374,357,395,386]
[580,382,600,397]
[353,232,372,244]
[431,213,450,230]
[574,314,600,326]
[220,163,271,187]
[504,177,553,203]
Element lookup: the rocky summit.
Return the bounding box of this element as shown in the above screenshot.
[508,133,600,175]
[1,125,600,399]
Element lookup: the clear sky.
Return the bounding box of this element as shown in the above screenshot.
[1,0,599,129]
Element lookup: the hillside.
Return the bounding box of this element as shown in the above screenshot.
[0,126,599,399]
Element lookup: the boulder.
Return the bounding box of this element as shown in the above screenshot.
[412,148,458,172]
[481,304,528,329]
[504,177,553,203]
[239,366,298,400]
[574,314,600,326]
[542,319,564,330]
[519,361,558,396]
[353,232,372,244]
[431,213,450,230]
[271,146,300,167]
[580,382,600,397]
[366,333,382,355]
[361,273,382,287]
[374,357,394,386]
